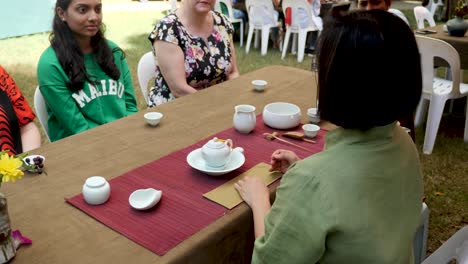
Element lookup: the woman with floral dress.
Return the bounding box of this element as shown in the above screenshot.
[147,0,240,107]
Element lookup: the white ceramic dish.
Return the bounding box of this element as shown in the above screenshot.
[263,102,301,129]
[252,80,267,92]
[302,124,320,138]
[187,147,245,176]
[23,155,45,166]
[144,112,163,126]
[129,188,162,210]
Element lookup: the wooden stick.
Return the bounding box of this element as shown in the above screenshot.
[263,133,310,151]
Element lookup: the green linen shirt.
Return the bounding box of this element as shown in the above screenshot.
[253,122,423,264]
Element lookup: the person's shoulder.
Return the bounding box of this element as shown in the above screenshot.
[157,13,179,27]
[213,11,231,25]
[38,46,59,68]
[105,39,120,49]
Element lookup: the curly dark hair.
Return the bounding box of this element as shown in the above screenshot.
[50,0,121,92]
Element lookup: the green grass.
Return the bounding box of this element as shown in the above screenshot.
[0,5,467,256]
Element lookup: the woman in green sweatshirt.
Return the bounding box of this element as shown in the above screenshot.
[37,0,138,142]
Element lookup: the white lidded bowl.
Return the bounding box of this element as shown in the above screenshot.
[82,176,111,205]
[307,107,320,124]
[263,102,301,129]
[144,112,163,126]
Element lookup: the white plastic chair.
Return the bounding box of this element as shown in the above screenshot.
[137,51,157,106]
[245,0,280,56]
[215,0,244,47]
[415,36,468,154]
[422,226,468,264]
[281,0,320,63]
[414,6,436,29]
[33,86,50,142]
[388,8,410,26]
[426,0,444,21]
[414,203,430,264]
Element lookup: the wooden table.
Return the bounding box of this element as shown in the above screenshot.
[4,66,318,263]
[420,24,468,69]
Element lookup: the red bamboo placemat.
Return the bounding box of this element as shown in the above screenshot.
[66,116,326,255]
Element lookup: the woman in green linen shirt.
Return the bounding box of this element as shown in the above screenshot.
[235,10,423,264]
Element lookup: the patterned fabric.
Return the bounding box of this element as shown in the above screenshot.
[0,66,36,154]
[147,11,234,107]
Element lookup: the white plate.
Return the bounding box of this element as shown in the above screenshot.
[187,148,245,176]
[22,155,45,166]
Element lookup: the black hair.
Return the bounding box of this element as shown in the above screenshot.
[316,10,422,130]
[50,0,121,92]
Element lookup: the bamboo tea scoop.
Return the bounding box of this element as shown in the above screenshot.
[263,132,310,151]
[283,131,316,144]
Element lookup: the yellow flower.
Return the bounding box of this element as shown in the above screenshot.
[0,153,24,183]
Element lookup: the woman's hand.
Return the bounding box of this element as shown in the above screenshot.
[235,176,271,238]
[269,149,300,173]
[234,176,269,210]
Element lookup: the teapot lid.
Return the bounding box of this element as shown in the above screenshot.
[205,137,226,149]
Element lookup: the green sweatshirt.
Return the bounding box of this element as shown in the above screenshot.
[37,40,138,142]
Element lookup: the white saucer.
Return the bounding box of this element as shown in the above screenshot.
[186,148,245,176]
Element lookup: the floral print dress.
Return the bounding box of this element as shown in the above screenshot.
[147,11,234,107]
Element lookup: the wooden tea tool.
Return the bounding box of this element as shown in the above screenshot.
[263,132,310,151]
[282,131,316,144]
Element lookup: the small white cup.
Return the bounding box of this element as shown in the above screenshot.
[144,112,163,126]
[82,176,111,205]
[307,108,320,124]
[302,124,320,138]
[252,80,267,92]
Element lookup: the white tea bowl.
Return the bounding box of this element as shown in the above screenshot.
[129,188,162,210]
[82,176,111,205]
[144,112,163,126]
[302,124,320,138]
[252,80,267,92]
[263,102,301,129]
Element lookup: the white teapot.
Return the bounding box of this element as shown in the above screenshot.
[201,137,234,169]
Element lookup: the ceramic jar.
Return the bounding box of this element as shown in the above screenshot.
[446,17,468,37]
[82,176,111,205]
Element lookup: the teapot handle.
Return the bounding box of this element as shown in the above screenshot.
[226,139,233,150]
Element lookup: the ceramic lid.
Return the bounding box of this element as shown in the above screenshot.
[85,176,107,188]
[205,137,225,149]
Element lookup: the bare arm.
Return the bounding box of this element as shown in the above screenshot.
[20,122,41,152]
[154,41,197,98]
[228,37,240,80]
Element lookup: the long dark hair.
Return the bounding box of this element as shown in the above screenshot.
[50,0,121,92]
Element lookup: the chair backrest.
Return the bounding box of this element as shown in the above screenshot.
[33,86,50,142]
[215,0,235,19]
[414,6,436,29]
[245,0,276,26]
[422,226,468,264]
[414,202,429,264]
[282,0,319,30]
[137,51,157,106]
[388,8,410,25]
[416,35,463,97]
